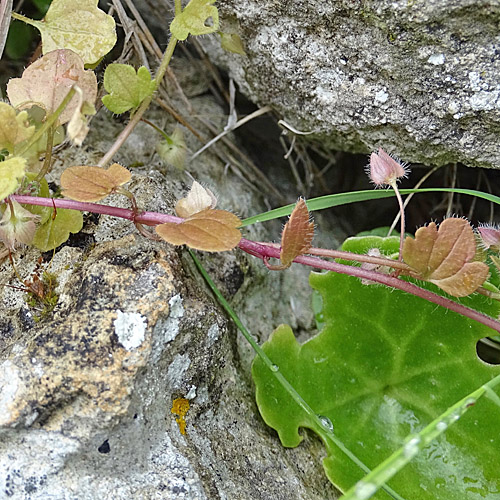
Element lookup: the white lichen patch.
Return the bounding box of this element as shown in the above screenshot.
[470,90,499,111]
[374,88,389,104]
[114,310,147,350]
[207,324,220,346]
[186,385,197,400]
[428,53,445,65]
[468,71,481,91]
[164,294,185,343]
[166,354,191,391]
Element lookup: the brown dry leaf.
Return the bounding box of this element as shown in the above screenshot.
[402,217,489,297]
[7,49,97,125]
[175,180,217,218]
[60,163,131,202]
[280,198,314,268]
[156,208,241,252]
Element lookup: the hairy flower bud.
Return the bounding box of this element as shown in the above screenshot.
[478,224,500,251]
[367,148,409,187]
[0,199,39,249]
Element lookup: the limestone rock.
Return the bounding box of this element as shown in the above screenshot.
[202,0,500,168]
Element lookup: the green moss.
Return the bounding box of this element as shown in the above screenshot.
[24,271,59,322]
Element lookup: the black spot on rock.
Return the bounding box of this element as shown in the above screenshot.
[98,439,110,454]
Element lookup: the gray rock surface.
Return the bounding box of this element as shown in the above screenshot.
[0,95,340,499]
[202,0,500,168]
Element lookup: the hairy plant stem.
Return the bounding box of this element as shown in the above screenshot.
[257,241,411,272]
[35,125,55,183]
[97,35,178,167]
[174,0,182,16]
[141,118,173,143]
[11,195,500,334]
[391,182,405,261]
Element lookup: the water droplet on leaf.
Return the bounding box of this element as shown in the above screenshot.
[436,421,448,432]
[317,415,334,432]
[403,436,421,458]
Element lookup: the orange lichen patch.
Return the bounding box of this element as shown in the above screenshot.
[171,397,190,435]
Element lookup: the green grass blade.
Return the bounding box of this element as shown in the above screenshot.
[241,188,500,227]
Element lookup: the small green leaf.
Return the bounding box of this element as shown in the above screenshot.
[12,0,117,65]
[0,156,26,200]
[32,208,83,251]
[219,32,246,56]
[18,108,65,170]
[170,0,219,41]
[102,64,156,114]
[252,235,500,499]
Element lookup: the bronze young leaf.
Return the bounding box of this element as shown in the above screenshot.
[280,198,314,268]
[60,163,131,202]
[402,217,489,297]
[156,208,241,252]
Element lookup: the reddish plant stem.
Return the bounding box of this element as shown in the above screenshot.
[11,195,500,334]
[239,239,500,333]
[254,241,411,271]
[11,195,182,225]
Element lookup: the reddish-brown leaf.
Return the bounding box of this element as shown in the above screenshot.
[60,163,131,202]
[280,198,314,268]
[156,208,241,252]
[402,218,489,297]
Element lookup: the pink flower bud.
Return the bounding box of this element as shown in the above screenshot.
[367,148,409,187]
[478,224,500,250]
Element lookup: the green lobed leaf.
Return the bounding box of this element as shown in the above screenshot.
[102,64,156,114]
[252,234,500,499]
[170,0,219,41]
[13,0,117,65]
[32,207,83,251]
